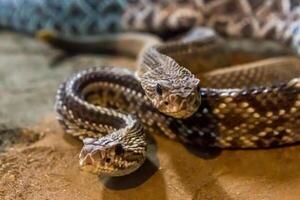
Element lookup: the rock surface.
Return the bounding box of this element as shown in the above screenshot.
[0,32,300,200]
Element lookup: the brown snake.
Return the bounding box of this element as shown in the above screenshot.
[52,0,300,176]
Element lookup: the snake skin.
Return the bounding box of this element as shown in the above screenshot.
[57,62,300,148]
[2,0,300,175]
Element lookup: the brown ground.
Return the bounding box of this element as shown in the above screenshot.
[0,32,300,200]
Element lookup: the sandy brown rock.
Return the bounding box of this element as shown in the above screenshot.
[0,32,300,200]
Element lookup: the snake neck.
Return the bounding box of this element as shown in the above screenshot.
[55,67,145,137]
[55,67,148,176]
[55,67,148,154]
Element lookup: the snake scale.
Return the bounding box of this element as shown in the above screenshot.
[1,0,300,176]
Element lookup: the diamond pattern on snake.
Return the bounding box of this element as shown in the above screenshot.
[1,0,300,176]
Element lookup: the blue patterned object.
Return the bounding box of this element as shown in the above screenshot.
[0,0,127,36]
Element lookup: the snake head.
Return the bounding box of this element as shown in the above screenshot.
[140,53,201,118]
[79,137,146,176]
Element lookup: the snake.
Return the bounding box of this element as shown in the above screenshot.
[1,0,300,176]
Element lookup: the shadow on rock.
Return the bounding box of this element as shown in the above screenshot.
[184,144,222,160]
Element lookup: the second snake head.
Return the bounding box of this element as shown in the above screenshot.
[140,54,201,119]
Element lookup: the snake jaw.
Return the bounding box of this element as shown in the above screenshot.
[152,85,201,118]
[162,92,201,118]
[79,137,145,176]
[79,147,100,174]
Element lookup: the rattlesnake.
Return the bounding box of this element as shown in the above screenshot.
[1,0,300,176]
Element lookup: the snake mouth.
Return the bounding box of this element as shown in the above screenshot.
[165,107,197,118]
[164,95,201,118]
[79,149,145,177]
[79,143,108,171]
[79,148,117,175]
[78,141,146,176]
[79,152,99,174]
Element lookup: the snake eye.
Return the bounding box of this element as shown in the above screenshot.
[115,144,124,155]
[156,84,163,95]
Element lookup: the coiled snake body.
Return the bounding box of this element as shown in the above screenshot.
[1,0,300,176]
